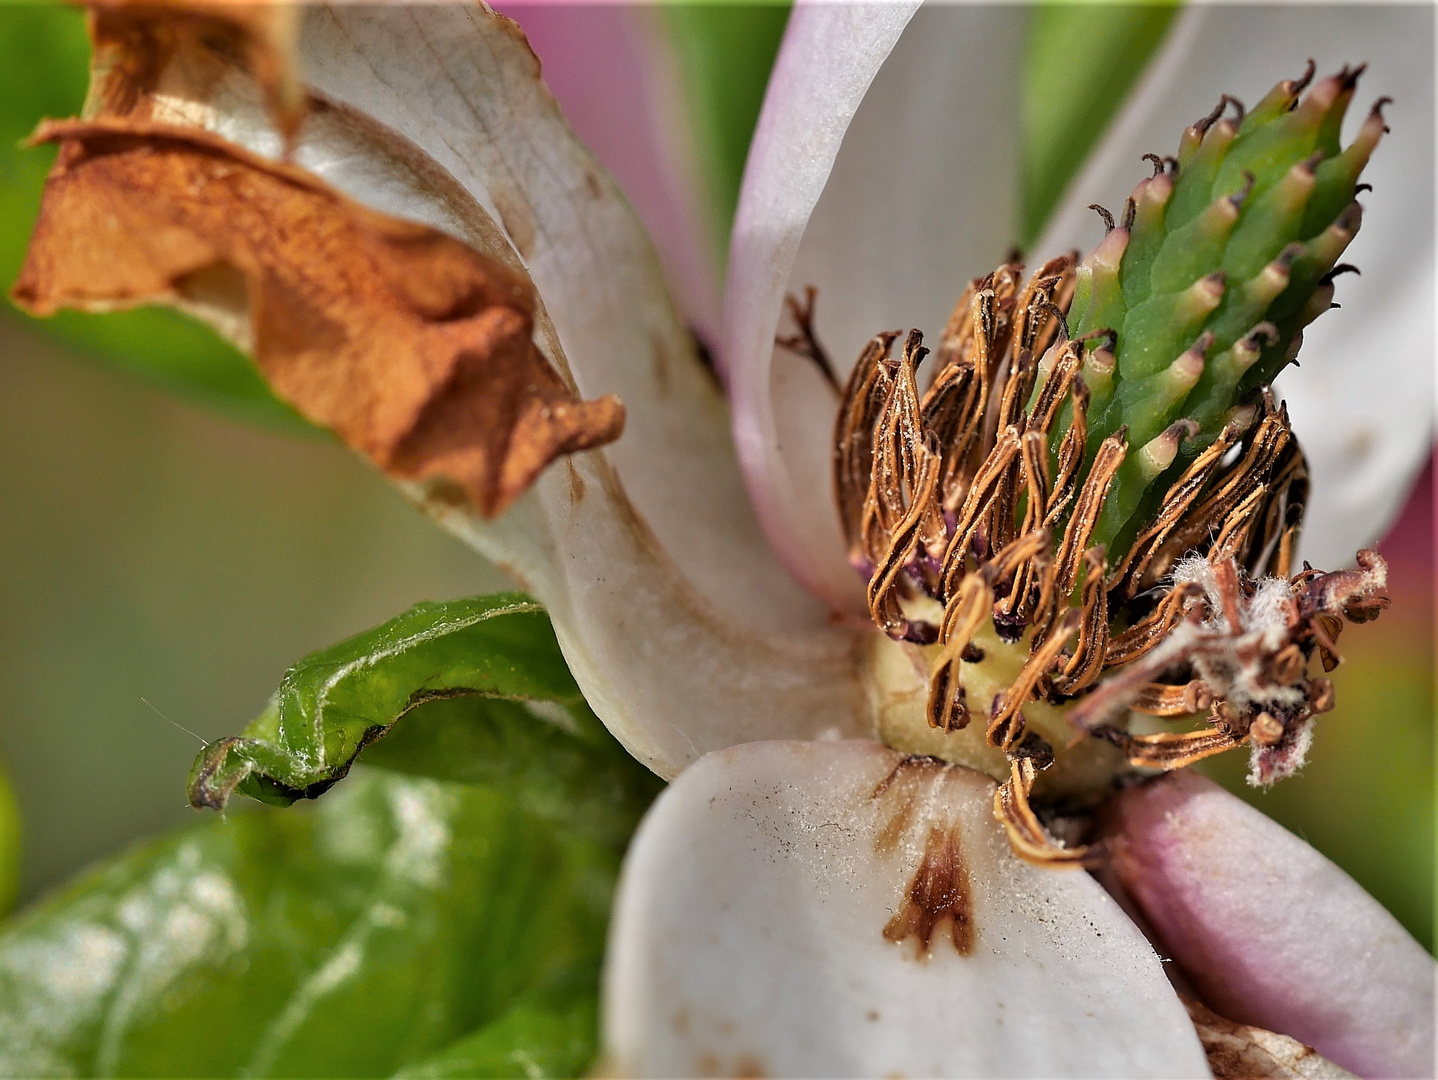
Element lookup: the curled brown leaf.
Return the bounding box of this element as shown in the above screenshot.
[13,119,625,517]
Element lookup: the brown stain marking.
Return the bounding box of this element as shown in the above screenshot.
[733,1056,768,1078]
[870,755,943,856]
[567,458,586,504]
[692,1052,767,1079]
[584,166,605,200]
[882,821,974,958]
[870,757,974,958]
[670,1007,689,1035]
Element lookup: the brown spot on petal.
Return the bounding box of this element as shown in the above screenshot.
[13,120,624,517]
[870,758,976,955]
[567,459,586,505]
[882,821,974,957]
[870,755,941,855]
[692,1052,768,1079]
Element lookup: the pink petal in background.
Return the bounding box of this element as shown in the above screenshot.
[1111,770,1436,1078]
[495,2,723,346]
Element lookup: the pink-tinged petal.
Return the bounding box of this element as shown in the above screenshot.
[116,5,868,777]
[604,739,1211,1078]
[1034,5,1435,569]
[724,3,1026,612]
[495,3,723,344]
[1110,770,1437,1079]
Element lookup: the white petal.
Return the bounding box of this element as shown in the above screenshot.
[144,4,871,777]
[603,739,1211,1079]
[497,3,724,344]
[724,3,1028,611]
[1034,4,1435,567]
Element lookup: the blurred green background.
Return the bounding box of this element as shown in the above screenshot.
[0,0,1431,959]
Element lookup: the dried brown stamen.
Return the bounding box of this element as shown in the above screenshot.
[994,755,1096,867]
[829,253,1390,860]
[835,331,902,572]
[1107,424,1242,601]
[1092,726,1248,770]
[777,285,840,389]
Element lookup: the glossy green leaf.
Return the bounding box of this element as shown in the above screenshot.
[0,2,314,435]
[395,968,599,1079]
[0,764,18,919]
[0,769,625,1077]
[188,594,662,844]
[359,694,662,849]
[1021,2,1182,244]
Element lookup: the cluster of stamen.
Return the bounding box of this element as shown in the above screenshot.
[775,64,1401,864]
[829,263,1388,864]
[808,62,1400,865]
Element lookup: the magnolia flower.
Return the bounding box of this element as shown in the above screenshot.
[13,2,1435,1078]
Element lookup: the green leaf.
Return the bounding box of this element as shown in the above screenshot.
[359,694,661,849]
[189,594,661,845]
[0,769,623,1077]
[1020,2,1182,245]
[0,765,18,920]
[0,2,315,435]
[396,969,599,1080]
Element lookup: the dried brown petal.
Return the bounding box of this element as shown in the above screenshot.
[13,120,624,517]
[86,0,304,143]
[1184,998,1356,1079]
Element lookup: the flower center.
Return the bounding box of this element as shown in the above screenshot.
[800,64,1396,864]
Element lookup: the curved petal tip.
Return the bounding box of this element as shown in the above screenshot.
[1111,770,1437,1079]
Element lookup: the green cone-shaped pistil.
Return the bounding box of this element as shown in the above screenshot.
[1060,64,1386,552]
